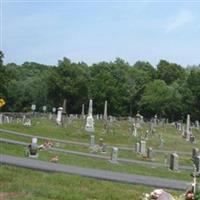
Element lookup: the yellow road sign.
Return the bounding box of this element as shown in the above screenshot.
[0,98,6,108]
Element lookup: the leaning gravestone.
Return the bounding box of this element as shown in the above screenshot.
[110,147,118,163]
[169,153,179,171]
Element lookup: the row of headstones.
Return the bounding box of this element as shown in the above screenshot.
[0,114,12,124]
[135,140,200,172]
[0,114,32,127]
[174,114,199,143]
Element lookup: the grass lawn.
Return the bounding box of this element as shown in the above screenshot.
[0,117,199,199]
[0,165,183,200]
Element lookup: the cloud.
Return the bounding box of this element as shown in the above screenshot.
[166,10,194,33]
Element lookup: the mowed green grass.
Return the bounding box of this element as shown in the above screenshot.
[0,143,192,181]
[0,117,199,199]
[0,118,199,166]
[0,165,182,200]
[0,118,199,151]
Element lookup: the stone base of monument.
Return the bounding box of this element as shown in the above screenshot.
[28,153,38,158]
[85,127,94,133]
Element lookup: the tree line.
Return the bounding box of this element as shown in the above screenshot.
[0,51,199,121]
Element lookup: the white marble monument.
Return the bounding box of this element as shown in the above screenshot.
[85,99,94,133]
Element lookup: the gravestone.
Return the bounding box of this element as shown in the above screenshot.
[52,107,56,113]
[43,106,47,113]
[182,125,185,137]
[85,99,94,133]
[159,136,164,149]
[190,135,195,144]
[132,125,137,137]
[154,114,158,125]
[81,104,85,118]
[186,114,191,141]
[110,147,118,163]
[135,111,142,128]
[31,104,36,113]
[0,114,3,124]
[28,138,38,158]
[135,142,140,153]
[62,99,67,115]
[101,144,107,153]
[194,156,200,173]
[192,148,199,159]
[169,153,179,171]
[140,140,146,155]
[147,147,153,159]
[195,120,199,129]
[56,107,63,126]
[49,113,53,120]
[103,100,108,121]
[24,119,31,127]
[90,135,95,147]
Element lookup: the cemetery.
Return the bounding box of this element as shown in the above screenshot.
[1,2,200,199]
[0,101,200,199]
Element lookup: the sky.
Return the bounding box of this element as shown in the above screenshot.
[1,0,200,67]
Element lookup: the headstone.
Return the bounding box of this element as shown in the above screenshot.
[181,125,185,137]
[0,114,2,124]
[99,138,103,147]
[135,111,141,128]
[147,147,153,159]
[43,106,47,113]
[52,107,56,113]
[159,137,164,149]
[194,156,200,173]
[29,137,38,158]
[195,120,199,129]
[135,142,140,153]
[186,114,191,141]
[101,144,107,153]
[85,99,94,133]
[24,119,31,127]
[90,135,95,147]
[49,113,53,120]
[169,153,179,171]
[110,147,118,163]
[140,140,146,155]
[154,114,158,125]
[56,107,63,126]
[5,116,10,124]
[192,148,199,159]
[31,104,36,111]
[81,104,85,118]
[103,101,108,121]
[132,125,137,137]
[22,115,26,123]
[62,99,67,114]
[190,135,195,144]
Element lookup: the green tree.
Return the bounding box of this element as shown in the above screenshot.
[157,60,186,85]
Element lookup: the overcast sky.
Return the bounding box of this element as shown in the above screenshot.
[1,0,200,67]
